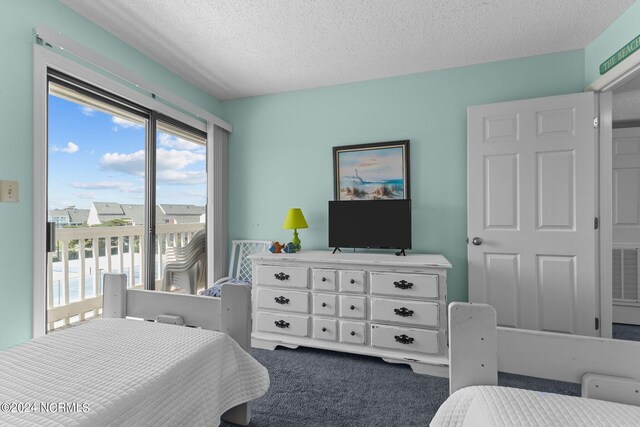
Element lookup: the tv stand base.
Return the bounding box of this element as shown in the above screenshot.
[332,247,342,254]
[395,249,406,256]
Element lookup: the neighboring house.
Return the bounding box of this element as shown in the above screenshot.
[158,204,206,224]
[47,207,90,228]
[87,202,205,225]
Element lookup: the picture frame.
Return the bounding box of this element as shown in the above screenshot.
[333,140,410,201]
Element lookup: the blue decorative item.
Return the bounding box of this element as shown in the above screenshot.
[283,242,297,253]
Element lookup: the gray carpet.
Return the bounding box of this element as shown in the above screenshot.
[222,324,640,427]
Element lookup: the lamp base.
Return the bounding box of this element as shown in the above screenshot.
[292,229,301,251]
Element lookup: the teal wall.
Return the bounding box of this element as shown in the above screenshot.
[585,0,640,85]
[224,50,586,304]
[0,0,223,350]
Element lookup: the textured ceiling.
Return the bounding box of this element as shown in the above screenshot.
[614,75,640,122]
[61,0,634,101]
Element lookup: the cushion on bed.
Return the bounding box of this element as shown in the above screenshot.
[201,279,249,297]
[431,385,640,427]
[0,318,269,427]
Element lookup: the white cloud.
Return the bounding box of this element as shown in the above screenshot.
[71,181,143,193]
[111,116,144,129]
[80,106,95,116]
[51,141,79,154]
[158,132,204,152]
[157,170,207,185]
[100,148,204,178]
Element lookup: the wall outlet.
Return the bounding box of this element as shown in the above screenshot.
[0,180,19,202]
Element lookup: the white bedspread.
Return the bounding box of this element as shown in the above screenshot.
[0,318,269,426]
[431,386,640,427]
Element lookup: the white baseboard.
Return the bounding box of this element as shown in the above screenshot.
[613,303,640,325]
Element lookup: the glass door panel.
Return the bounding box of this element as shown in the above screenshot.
[47,81,147,331]
[154,120,207,294]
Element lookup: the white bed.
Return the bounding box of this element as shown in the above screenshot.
[0,274,269,426]
[431,302,640,427]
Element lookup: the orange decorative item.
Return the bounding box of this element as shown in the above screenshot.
[269,241,284,254]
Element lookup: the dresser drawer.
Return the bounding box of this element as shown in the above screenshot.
[370,297,439,327]
[313,318,338,341]
[313,269,337,291]
[370,324,439,354]
[256,288,309,313]
[370,272,438,299]
[256,265,309,288]
[338,270,365,293]
[313,293,337,316]
[340,321,366,345]
[339,295,366,319]
[256,312,309,337]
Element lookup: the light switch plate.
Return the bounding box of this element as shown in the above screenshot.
[0,180,19,202]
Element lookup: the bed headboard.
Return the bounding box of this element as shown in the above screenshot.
[103,273,251,351]
[449,302,640,406]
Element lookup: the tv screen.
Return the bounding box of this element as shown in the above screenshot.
[328,200,411,250]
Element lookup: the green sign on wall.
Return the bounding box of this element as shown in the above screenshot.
[600,33,640,75]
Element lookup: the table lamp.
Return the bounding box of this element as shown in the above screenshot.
[283,208,308,251]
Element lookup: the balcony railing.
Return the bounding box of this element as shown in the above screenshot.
[47,222,204,331]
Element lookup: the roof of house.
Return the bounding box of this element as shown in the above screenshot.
[48,207,90,224]
[92,202,204,225]
[67,208,90,224]
[159,204,206,216]
[48,209,69,218]
[92,202,126,216]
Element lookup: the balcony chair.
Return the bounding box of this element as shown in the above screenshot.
[162,228,206,294]
[201,240,272,297]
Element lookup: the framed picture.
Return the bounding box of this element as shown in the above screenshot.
[333,140,410,201]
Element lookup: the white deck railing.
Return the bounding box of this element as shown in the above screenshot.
[47,222,204,330]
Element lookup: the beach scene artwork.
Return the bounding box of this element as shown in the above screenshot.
[336,145,407,200]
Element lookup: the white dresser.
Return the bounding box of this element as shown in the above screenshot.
[250,251,452,376]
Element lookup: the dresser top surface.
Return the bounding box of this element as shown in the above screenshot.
[250,250,452,269]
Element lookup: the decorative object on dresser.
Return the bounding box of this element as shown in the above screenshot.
[250,251,451,376]
[333,140,410,201]
[282,208,308,251]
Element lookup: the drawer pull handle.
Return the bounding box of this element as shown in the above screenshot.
[322,277,327,282]
[322,327,327,332]
[350,305,356,310]
[394,280,413,290]
[394,307,414,317]
[394,334,414,344]
[274,320,290,329]
[350,279,355,284]
[274,272,290,281]
[274,296,290,305]
[322,302,327,307]
[350,331,356,336]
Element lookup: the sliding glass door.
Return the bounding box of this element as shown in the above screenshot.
[154,119,207,293]
[46,71,207,331]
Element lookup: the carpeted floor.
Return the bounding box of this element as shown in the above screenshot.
[221,324,640,427]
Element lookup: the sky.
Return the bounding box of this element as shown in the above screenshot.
[48,94,207,211]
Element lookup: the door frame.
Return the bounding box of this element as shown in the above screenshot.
[32,45,227,338]
[588,49,640,338]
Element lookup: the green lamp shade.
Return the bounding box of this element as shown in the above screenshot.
[282,208,308,230]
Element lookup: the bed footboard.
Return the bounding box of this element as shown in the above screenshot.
[448,302,640,406]
[448,302,498,394]
[103,273,254,424]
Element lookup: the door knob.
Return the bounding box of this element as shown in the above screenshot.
[471,237,482,246]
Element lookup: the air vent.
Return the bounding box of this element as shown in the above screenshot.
[613,248,639,302]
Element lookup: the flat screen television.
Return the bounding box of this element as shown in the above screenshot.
[328,199,411,251]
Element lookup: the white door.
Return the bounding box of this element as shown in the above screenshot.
[468,92,599,336]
